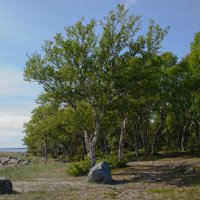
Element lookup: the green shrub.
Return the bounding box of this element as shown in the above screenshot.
[97,154,127,169]
[107,156,127,169]
[66,159,90,176]
[66,154,127,176]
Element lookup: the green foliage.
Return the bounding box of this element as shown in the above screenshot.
[108,156,127,169]
[24,3,200,162]
[66,154,127,177]
[99,155,127,169]
[66,159,90,176]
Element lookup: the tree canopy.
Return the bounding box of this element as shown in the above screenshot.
[24,4,200,166]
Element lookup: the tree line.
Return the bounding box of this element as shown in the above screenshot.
[23,5,200,167]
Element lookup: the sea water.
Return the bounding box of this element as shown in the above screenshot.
[0,148,27,153]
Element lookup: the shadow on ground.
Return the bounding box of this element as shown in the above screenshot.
[112,161,200,187]
[126,151,200,163]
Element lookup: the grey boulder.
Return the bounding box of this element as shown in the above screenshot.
[0,177,13,194]
[87,161,112,184]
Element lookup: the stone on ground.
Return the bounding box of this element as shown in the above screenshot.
[87,161,112,184]
[0,177,13,194]
[185,166,194,173]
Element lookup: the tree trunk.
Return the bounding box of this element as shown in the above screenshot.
[196,133,200,151]
[54,145,59,159]
[142,120,150,155]
[133,123,140,159]
[195,120,200,151]
[84,111,103,167]
[88,143,96,167]
[180,120,191,151]
[118,118,127,161]
[181,132,186,151]
[151,110,166,155]
[44,136,48,163]
[151,125,163,155]
[81,135,87,156]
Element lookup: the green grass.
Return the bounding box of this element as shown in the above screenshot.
[1,152,200,199]
[0,162,68,181]
[149,187,200,200]
[0,152,25,158]
[1,190,76,200]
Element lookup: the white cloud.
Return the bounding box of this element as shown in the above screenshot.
[0,135,25,148]
[0,68,41,96]
[124,0,138,8]
[0,101,36,116]
[0,67,39,147]
[0,68,23,95]
[0,113,30,147]
[0,115,30,130]
[0,128,25,137]
[0,99,34,147]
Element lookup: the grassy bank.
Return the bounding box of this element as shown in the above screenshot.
[0,152,200,199]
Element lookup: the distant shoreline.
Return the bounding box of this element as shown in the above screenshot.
[0,148,27,153]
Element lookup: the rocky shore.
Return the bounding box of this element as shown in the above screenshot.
[0,157,29,168]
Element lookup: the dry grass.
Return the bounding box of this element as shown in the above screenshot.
[0,153,200,199]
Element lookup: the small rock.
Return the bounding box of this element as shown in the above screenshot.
[185,166,194,173]
[0,177,13,194]
[22,161,30,165]
[87,161,112,184]
[17,159,22,164]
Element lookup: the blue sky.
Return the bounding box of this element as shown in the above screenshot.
[0,0,199,147]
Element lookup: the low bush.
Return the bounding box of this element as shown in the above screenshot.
[66,159,90,176]
[97,154,127,169]
[106,155,127,169]
[66,154,127,176]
